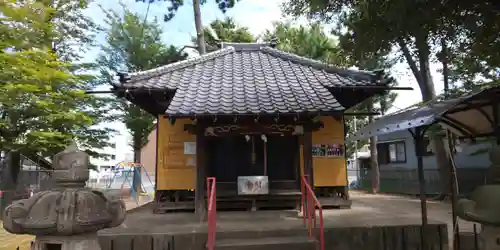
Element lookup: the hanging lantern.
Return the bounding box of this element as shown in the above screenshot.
[261,134,267,143]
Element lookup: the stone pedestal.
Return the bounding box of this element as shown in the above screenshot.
[479,226,500,250]
[32,233,100,250]
[458,146,500,250]
[2,143,126,250]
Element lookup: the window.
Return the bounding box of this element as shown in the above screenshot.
[377,141,406,164]
[111,155,116,160]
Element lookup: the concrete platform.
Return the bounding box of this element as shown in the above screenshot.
[97,191,472,250]
[105,191,472,233]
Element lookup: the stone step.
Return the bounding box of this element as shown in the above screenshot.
[213,236,316,250]
[216,228,309,240]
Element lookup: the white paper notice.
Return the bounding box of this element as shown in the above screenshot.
[184,142,196,155]
[187,156,196,167]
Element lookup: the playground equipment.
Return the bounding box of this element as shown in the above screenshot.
[106,162,155,204]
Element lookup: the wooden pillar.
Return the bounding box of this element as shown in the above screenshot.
[302,131,314,185]
[195,126,206,220]
[154,119,160,203]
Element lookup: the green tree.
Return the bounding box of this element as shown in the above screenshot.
[97,5,187,193]
[261,22,347,65]
[281,0,477,196]
[37,0,117,160]
[0,0,113,158]
[195,17,255,51]
[48,0,101,61]
[337,28,398,193]
[0,0,104,203]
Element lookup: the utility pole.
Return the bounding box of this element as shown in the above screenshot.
[192,0,206,55]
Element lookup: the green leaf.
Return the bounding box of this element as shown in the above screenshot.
[97,5,189,161]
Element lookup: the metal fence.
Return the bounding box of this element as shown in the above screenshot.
[0,168,53,193]
[348,168,488,196]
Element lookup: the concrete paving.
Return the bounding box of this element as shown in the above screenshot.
[348,191,479,247]
[102,191,477,248]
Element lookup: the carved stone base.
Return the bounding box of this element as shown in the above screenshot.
[479,225,500,250]
[32,233,101,250]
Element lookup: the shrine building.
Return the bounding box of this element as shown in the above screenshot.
[112,42,393,213]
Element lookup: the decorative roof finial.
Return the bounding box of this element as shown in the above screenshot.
[64,141,79,153]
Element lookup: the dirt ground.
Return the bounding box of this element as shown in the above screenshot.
[103,190,474,249]
[348,191,478,245]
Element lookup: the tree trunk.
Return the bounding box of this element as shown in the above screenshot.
[193,0,206,55]
[368,103,379,193]
[132,139,142,197]
[0,151,21,219]
[400,35,451,197]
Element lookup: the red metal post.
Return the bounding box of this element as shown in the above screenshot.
[318,209,324,250]
[301,176,306,226]
[300,175,324,250]
[206,177,217,250]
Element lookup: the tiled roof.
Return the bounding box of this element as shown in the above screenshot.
[116,43,388,116]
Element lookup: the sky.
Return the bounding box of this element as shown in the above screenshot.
[82,0,445,161]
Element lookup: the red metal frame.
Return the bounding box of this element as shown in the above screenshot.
[206,177,217,250]
[301,175,324,250]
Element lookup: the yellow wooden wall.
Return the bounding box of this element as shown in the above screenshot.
[307,116,347,187]
[156,116,347,191]
[157,117,196,191]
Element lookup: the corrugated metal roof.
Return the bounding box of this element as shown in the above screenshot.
[347,86,500,142]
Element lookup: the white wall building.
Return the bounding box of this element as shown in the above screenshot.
[90,141,118,171]
[86,121,133,187]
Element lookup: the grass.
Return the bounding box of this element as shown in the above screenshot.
[0,222,33,250]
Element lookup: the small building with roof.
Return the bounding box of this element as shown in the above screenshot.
[112,42,394,213]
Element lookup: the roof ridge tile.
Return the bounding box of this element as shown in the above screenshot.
[259,46,378,82]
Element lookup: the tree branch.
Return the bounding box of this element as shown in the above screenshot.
[398,38,423,85]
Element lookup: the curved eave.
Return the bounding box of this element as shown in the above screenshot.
[111,87,176,116]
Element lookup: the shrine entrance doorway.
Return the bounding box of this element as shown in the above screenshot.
[206,134,300,210]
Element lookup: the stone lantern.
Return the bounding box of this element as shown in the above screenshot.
[2,143,126,250]
[457,145,500,250]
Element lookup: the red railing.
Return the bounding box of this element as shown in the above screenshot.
[300,175,324,250]
[206,177,217,250]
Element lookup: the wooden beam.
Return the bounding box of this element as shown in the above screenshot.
[195,125,207,221]
[184,121,324,136]
[183,115,320,126]
[302,131,313,186]
[166,110,344,119]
